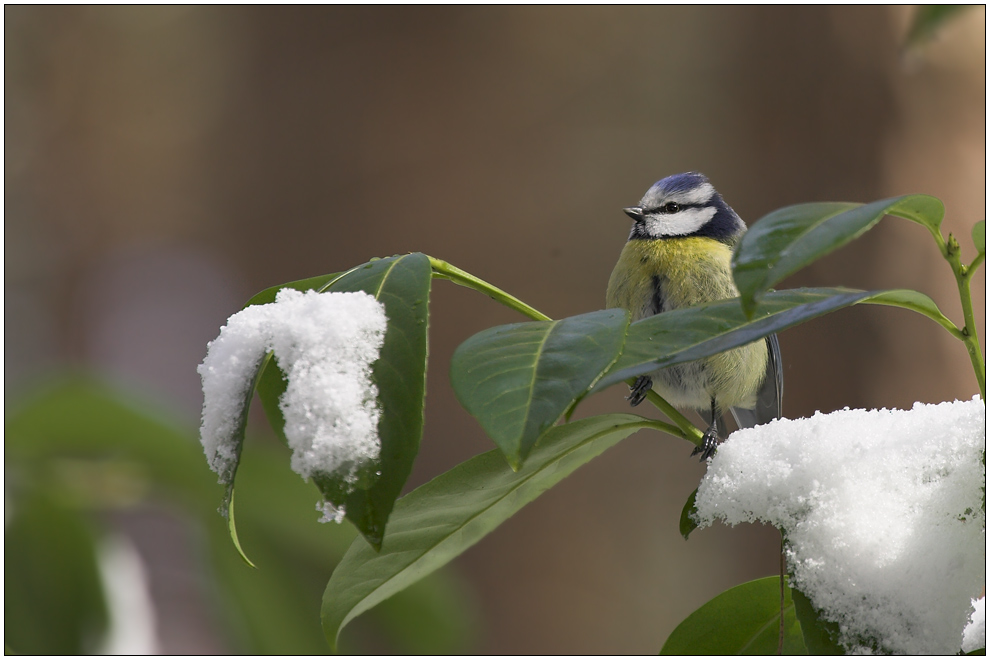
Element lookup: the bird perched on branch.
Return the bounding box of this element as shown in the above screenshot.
[606,172,782,460]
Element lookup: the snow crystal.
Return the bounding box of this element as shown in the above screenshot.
[198,289,387,489]
[962,597,986,654]
[317,500,346,524]
[693,397,986,655]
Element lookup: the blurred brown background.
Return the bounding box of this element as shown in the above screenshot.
[6,6,985,654]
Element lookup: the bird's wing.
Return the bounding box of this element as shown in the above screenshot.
[730,334,783,429]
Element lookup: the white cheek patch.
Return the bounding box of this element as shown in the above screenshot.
[668,183,715,206]
[645,206,717,237]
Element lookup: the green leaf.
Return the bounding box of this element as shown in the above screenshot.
[592,288,931,394]
[906,5,970,46]
[5,492,109,655]
[220,359,269,568]
[732,195,945,316]
[254,355,288,445]
[244,255,432,550]
[966,648,986,656]
[321,413,655,651]
[660,575,807,654]
[245,271,345,307]
[679,488,699,540]
[861,287,959,335]
[225,490,256,568]
[316,253,432,549]
[791,586,845,654]
[450,309,629,469]
[221,254,432,556]
[363,570,477,654]
[5,377,216,506]
[973,220,986,255]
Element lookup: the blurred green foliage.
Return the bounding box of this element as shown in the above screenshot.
[5,376,477,654]
[906,5,972,47]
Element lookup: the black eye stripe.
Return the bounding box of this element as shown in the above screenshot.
[644,202,707,215]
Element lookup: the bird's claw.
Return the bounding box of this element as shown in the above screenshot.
[690,427,721,462]
[626,376,652,407]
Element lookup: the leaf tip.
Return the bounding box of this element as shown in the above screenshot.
[678,488,699,540]
[226,488,257,569]
[356,522,384,552]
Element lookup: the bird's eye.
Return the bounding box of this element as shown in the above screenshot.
[663,202,680,214]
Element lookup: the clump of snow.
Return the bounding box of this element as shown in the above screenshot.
[198,303,274,481]
[317,500,346,524]
[694,397,986,655]
[962,596,986,654]
[198,289,387,500]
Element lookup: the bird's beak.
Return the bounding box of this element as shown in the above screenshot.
[623,206,645,222]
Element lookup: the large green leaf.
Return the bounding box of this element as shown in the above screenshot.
[234,255,433,550]
[660,576,807,655]
[321,413,656,651]
[311,253,433,549]
[732,195,945,316]
[791,586,845,654]
[213,255,432,558]
[450,309,629,469]
[590,287,955,394]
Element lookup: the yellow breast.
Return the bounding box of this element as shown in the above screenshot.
[605,236,767,411]
[606,237,738,318]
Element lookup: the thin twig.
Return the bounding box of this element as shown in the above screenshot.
[779,533,786,654]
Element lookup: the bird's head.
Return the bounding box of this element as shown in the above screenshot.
[624,172,745,243]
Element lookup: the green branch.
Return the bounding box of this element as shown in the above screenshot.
[428,257,551,322]
[639,417,696,440]
[642,389,704,444]
[934,233,985,399]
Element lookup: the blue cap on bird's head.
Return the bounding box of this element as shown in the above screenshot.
[624,171,745,243]
[648,172,713,199]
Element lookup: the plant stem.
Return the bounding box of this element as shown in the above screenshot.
[778,533,786,655]
[639,418,695,439]
[428,257,552,322]
[428,256,705,439]
[938,235,986,399]
[642,389,705,444]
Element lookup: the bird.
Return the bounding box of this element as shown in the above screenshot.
[605,172,782,461]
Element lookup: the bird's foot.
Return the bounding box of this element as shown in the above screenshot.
[690,425,721,462]
[627,376,652,407]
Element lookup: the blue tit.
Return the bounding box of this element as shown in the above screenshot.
[606,172,782,460]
